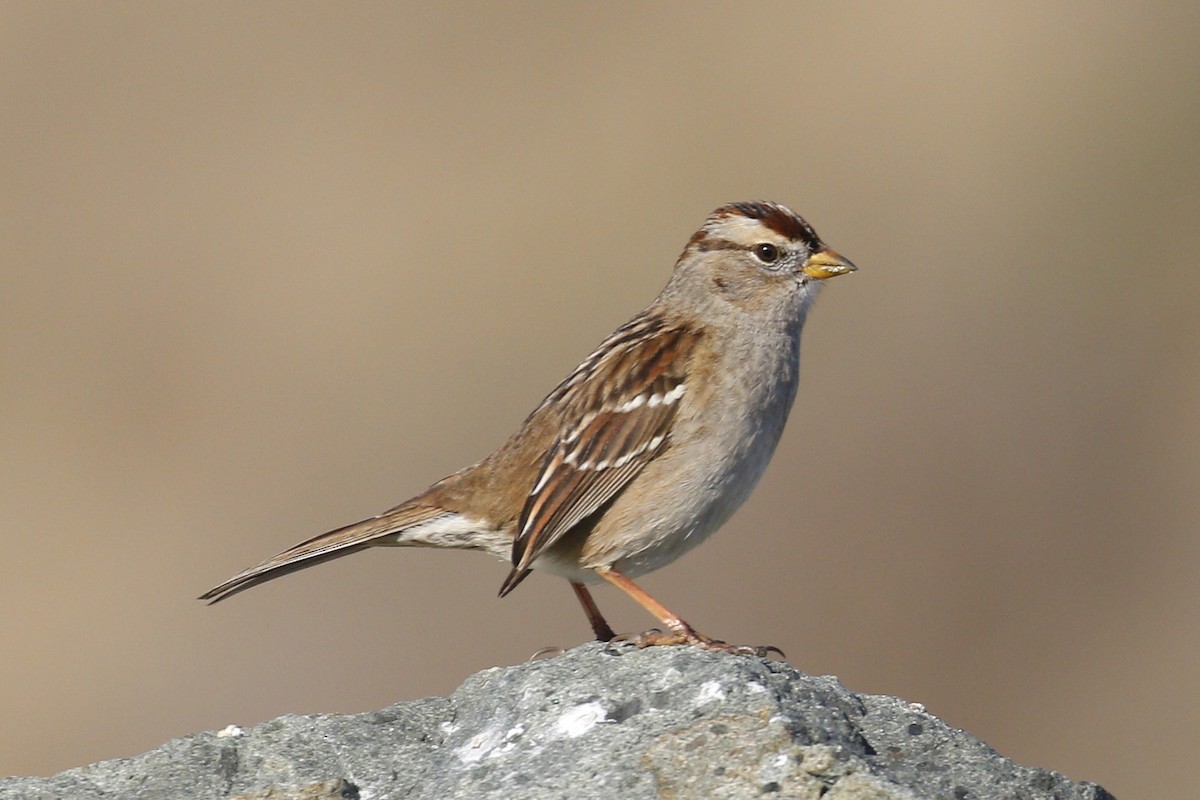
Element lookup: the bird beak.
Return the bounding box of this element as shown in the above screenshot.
[800,249,857,280]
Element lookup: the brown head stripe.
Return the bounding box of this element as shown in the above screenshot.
[725,201,820,245]
[685,202,823,253]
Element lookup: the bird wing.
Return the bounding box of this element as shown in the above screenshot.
[501,319,700,594]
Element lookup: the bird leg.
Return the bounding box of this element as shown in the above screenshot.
[596,567,783,658]
[570,581,618,641]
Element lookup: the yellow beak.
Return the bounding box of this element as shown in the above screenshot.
[800,249,857,280]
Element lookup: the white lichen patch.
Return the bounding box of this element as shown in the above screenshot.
[491,724,526,757]
[745,681,768,694]
[661,667,684,684]
[554,701,606,738]
[216,725,243,738]
[695,680,727,704]
[453,723,506,764]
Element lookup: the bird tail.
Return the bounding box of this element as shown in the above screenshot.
[199,503,452,604]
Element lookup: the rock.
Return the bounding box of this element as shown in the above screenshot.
[0,644,1114,800]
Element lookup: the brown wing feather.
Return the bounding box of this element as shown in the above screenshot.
[500,320,700,594]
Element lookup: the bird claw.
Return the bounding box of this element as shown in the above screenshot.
[607,628,662,647]
[691,638,785,659]
[608,626,784,659]
[528,645,567,661]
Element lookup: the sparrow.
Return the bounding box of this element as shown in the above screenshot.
[201,201,855,654]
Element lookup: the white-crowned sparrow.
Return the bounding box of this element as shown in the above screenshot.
[201,201,855,654]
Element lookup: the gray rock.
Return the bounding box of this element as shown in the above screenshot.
[0,644,1114,800]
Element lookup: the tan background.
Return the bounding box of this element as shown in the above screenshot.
[2,3,1197,797]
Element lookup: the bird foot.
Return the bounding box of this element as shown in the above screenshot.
[611,625,784,659]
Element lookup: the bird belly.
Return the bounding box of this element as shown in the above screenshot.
[582,366,796,578]
[540,315,804,583]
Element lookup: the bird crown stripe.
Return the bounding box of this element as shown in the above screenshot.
[723,201,819,243]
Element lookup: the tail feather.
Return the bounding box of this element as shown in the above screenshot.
[199,504,447,604]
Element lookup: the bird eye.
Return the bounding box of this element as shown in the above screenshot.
[753,243,780,264]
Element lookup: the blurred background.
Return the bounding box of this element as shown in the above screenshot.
[2,3,1197,797]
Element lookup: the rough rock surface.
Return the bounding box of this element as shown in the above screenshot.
[1,644,1113,800]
